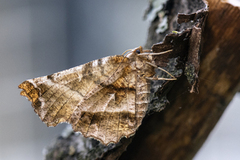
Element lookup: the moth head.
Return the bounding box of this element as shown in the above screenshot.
[124,46,143,59]
[133,46,143,54]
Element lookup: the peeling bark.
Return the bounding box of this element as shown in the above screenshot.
[120,0,240,159]
[44,0,240,159]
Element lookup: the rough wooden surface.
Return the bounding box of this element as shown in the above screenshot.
[119,0,240,159]
[43,0,240,159]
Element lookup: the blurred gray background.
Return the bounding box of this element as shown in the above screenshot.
[0,0,239,160]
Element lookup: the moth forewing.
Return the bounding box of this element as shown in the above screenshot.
[19,46,175,145]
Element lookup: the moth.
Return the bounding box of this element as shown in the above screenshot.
[19,46,176,145]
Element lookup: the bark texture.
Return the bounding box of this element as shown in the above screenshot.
[120,0,240,159]
[44,0,240,159]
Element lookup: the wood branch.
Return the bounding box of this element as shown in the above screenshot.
[119,0,240,159]
[43,0,240,159]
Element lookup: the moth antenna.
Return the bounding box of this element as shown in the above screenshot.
[145,62,177,80]
[122,49,133,56]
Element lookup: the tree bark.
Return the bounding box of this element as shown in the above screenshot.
[120,0,240,159]
[44,0,240,159]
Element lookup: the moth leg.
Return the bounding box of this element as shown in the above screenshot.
[138,49,173,56]
[122,47,152,57]
[145,77,176,81]
[135,49,176,80]
[145,62,177,80]
[142,49,152,53]
[137,49,173,63]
